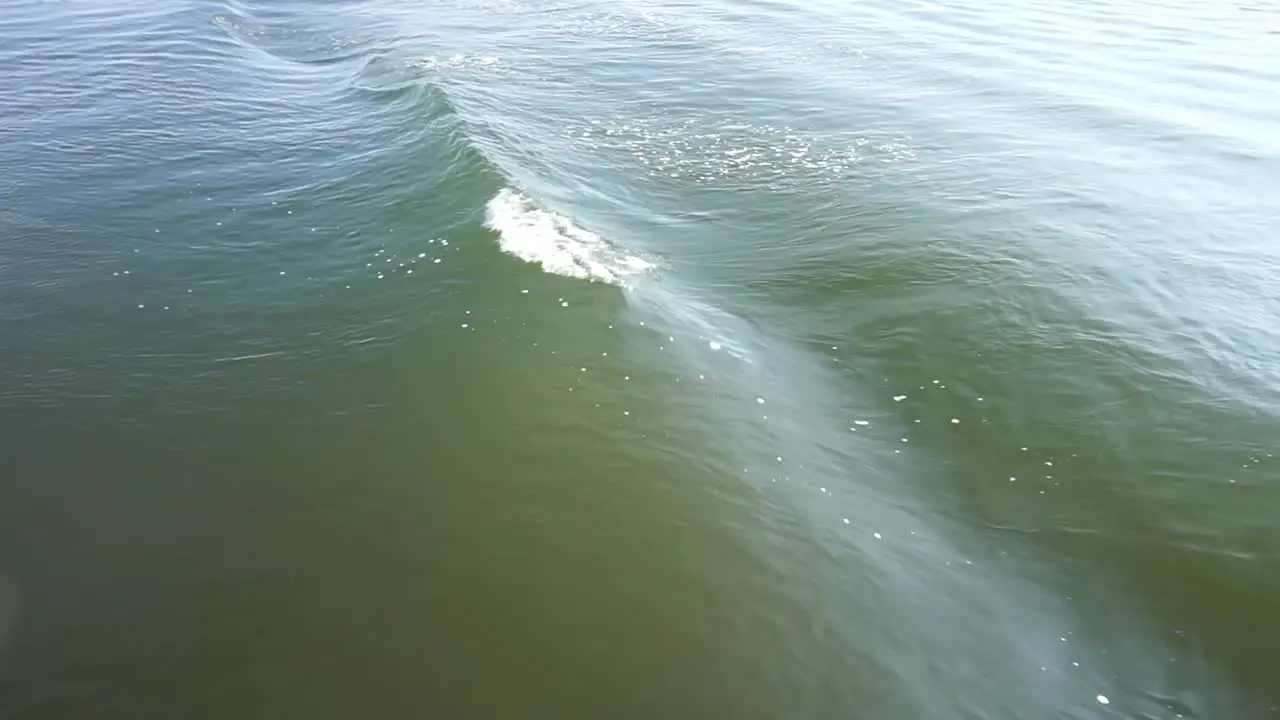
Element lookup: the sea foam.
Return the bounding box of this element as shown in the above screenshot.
[484,188,652,285]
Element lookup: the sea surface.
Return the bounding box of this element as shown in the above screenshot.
[2,0,1278,717]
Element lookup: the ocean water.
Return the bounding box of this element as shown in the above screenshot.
[1,0,1278,717]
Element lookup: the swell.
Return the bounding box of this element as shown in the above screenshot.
[210,0,642,279]
[212,0,383,66]
[211,0,1280,714]
[208,1,521,209]
[277,8,1103,716]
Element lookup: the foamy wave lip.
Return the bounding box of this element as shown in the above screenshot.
[411,54,500,72]
[484,188,653,285]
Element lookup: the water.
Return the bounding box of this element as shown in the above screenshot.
[2,0,1278,717]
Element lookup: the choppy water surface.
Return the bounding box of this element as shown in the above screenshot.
[2,0,1278,717]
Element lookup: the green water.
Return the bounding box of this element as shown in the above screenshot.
[2,0,1278,717]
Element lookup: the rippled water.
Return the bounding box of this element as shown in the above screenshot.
[2,0,1278,717]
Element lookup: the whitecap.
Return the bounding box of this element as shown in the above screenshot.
[484,189,652,285]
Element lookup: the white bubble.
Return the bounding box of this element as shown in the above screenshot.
[1096,695,1109,705]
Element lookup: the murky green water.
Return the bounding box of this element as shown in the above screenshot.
[2,0,1278,717]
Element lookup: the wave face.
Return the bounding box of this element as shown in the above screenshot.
[1,0,1278,718]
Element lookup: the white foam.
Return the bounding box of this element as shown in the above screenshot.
[484,189,652,285]
[411,54,500,72]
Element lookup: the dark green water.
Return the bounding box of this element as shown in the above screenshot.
[2,0,1278,717]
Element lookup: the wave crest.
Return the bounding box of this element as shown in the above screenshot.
[484,189,653,285]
